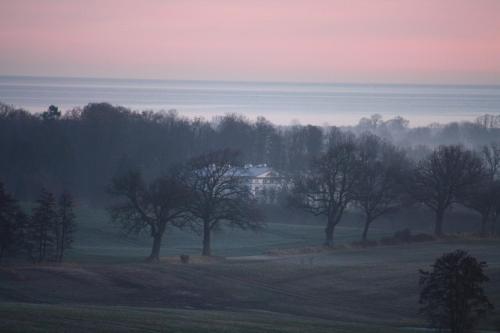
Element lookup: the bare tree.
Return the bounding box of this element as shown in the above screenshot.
[184,149,263,256]
[291,136,360,246]
[354,134,409,242]
[412,145,484,237]
[459,144,500,236]
[460,180,500,236]
[481,143,500,178]
[108,170,191,262]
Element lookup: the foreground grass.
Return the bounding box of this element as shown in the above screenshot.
[0,303,421,333]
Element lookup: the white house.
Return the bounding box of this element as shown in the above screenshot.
[235,164,285,202]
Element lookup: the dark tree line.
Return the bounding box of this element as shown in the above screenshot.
[0,182,76,264]
[0,103,328,203]
[291,139,500,246]
[2,102,499,205]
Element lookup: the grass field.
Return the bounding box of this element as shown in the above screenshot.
[69,206,394,262]
[1,207,499,332]
[0,303,426,333]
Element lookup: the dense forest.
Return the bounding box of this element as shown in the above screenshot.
[1,102,500,205]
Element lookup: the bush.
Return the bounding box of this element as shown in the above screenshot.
[180,254,190,264]
[411,233,436,242]
[394,228,412,242]
[380,229,435,246]
[380,236,401,246]
[351,239,378,248]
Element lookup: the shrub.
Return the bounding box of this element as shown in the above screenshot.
[380,229,435,246]
[351,239,378,248]
[180,254,190,264]
[411,233,435,242]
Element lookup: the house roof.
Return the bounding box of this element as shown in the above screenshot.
[233,164,281,178]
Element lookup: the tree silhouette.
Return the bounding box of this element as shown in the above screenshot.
[0,182,26,262]
[419,250,494,333]
[354,134,409,242]
[28,188,58,263]
[41,105,61,121]
[108,170,191,262]
[291,134,360,246]
[184,149,263,256]
[55,191,76,262]
[412,145,484,236]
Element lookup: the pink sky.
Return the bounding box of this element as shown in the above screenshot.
[1,0,500,84]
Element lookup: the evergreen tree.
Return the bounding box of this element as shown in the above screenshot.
[29,189,58,263]
[0,182,26,262]
[55,191,76,262]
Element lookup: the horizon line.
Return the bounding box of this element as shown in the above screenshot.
[2,74,499,89]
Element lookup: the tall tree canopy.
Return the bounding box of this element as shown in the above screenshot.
[354,134,409,241]
[412,145,484,236]
[109,170,191,262]
[291,133,360,246]
[184,149,263,256]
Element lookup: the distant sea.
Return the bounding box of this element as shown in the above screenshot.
[1,75,499,126]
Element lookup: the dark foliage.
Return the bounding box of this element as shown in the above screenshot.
[0,103,324,204]
[28,188,58,263]
[379,229,435,246]
[419,250,494,333]
[55,191,76,262]
[0,182,26,261]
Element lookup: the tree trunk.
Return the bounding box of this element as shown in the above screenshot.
[202,219,211,256]
[146,233,163,263]
[491,213,498,236]
[58,224,66,263]
[480,215,489,238]
[434,209,445,237]
[55,223,62,263]
[38,228,43,263]
[362,216,372,242]
[146,223,167,263]
[324,217,336,247]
